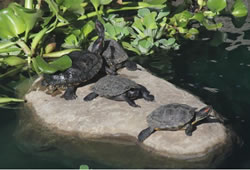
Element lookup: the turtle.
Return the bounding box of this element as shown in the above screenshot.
[138,103,216,142]
[41,20,105,100]
[83,75,154,107]
[88,39,138,75]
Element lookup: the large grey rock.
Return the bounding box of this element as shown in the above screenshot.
[15,66,236,168]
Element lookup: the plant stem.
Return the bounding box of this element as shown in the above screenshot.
[25,0,33,9]
[16,40,31,56]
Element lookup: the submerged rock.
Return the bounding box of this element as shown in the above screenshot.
[15,66,236,168]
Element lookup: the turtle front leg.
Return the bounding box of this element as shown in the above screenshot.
[83,92,99,101]
[185,123,194,136]
[61,86,77,100]
[112,93,141,108]
[105,66,117,75]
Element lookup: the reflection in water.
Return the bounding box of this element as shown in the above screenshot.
[132,39,250,168]
[1,38,250,168]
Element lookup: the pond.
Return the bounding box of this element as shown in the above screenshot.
[1,33,250,169]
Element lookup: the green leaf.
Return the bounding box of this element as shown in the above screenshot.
[198,0,206,9]
[43,49,81,58]
[207,0,226,13]
[232,0,248,18]
[0,48,21,54]
[35,55,72,74]
[3,56,26,66]
[0,7,25,38]
[105,23,116,38]
[191,12,204,22]
[143,0,167,5]
[122,41,141,55]
[143,12,157,29]
[156,11,170,21]
[203,21,223,30]
[100,0,112,5]
[62,0,85,15]
[138,8,151,18]
[79,165,89,169]
[188,28,199,35]
[132,17,144,32]
[90,0,99,10]
[82,20,95,37]
[9,3,43,33]
[174,10,193,27]
[0,97,24,104]
[49,55,72,71]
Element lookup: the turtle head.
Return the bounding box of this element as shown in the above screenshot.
[195,105,213,122]
[90,20,105,54]
[127,88,140,99]
[95,20,105,38]
[91,36,104,54]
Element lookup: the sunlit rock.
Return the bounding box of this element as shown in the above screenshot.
[15,65,237,168]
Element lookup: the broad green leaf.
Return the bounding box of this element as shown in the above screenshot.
[232,0,248,18]
[203,11,216,18]
[156,11,170,21]
[122,41,141,55]
[174,10,193,27]
[105,23,116,38]
[191,12,204,22]
[138,8,151,18]
[4,56,26,66]
[143,12,157,29]
[90,0,99,10]
[62,0,85,15]
[132,17,144,32]
[82,20,95,37]
[207,0,226,12]
[49,55,72,71]
[198,0,206,9]
[35,55,58,74]
[0,7,25,38]
[0,97,24,104]
[203,21,223,30]
[35,55,72,74]
[188,28,199,35]
[80,165,89,169]
[9,3,42,32]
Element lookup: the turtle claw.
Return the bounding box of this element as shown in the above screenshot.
[61,93,77,100]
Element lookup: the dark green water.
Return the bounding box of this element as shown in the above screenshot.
[1,35,250,168]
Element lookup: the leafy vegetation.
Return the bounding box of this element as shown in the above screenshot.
[0,0,248,105]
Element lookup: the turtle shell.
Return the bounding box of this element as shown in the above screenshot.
[42,51,103,86]
[69,51,103,83]
[92,75,139,97]
[147,103,196,130]
[88,39,128,67]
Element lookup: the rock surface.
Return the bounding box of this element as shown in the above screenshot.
[15,66,235,168]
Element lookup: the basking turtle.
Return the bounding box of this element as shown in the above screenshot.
[42,20,105,100]
[83,75,154,107]
[89,39,138,75]
[138,103,215,142]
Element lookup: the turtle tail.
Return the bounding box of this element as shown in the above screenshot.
[137,127,155,142]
